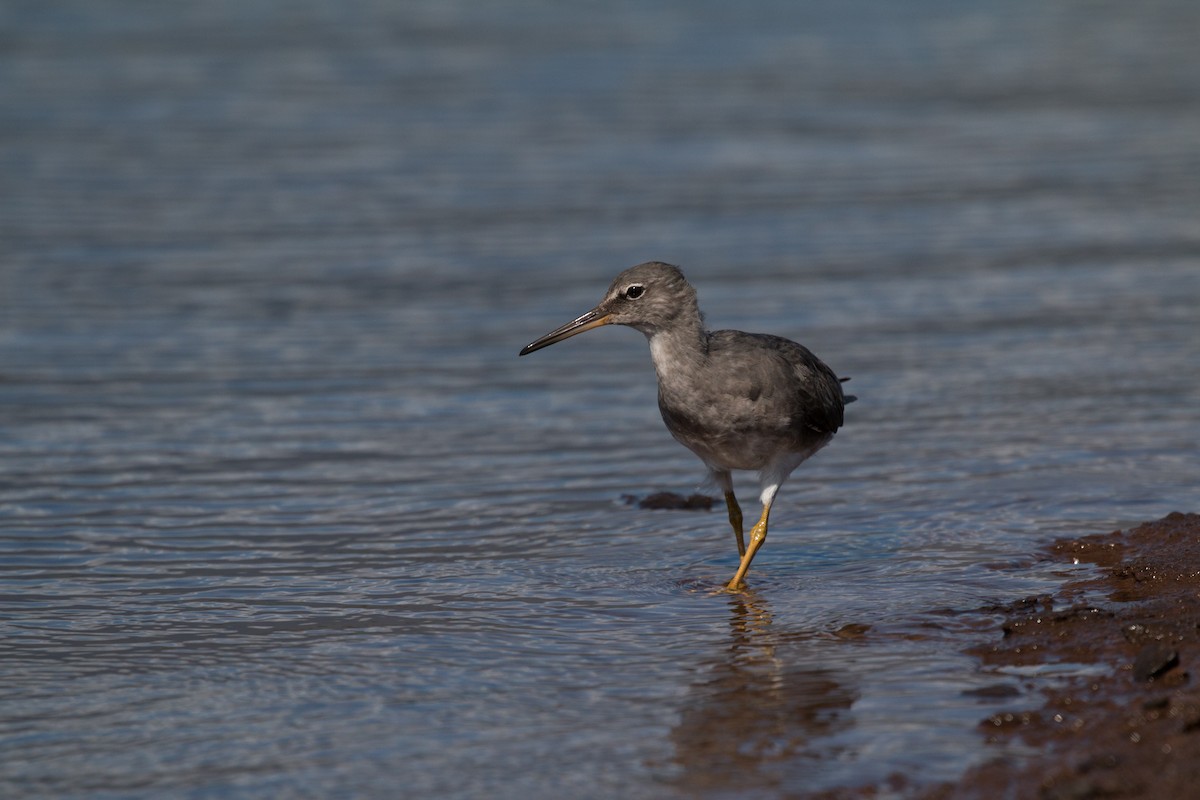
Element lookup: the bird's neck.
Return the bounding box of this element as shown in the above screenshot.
[646,316,708,385]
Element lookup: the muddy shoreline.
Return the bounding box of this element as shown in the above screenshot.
[917,512,1200,799]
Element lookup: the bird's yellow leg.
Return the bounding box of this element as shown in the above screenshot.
[722,490,745,557]
[726,503,770,590]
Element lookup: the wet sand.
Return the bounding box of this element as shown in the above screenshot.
[919,512,1200,799]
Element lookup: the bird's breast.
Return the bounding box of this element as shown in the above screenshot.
[657,384,803,471]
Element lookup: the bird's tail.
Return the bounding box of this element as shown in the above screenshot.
[840,376,858,404]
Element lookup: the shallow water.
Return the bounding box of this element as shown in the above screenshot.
[2,1,1200,797]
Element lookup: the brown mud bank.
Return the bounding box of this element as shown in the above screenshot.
[922,511,1200,799]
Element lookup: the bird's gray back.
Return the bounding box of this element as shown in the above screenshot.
[656,329,847,471]
[709,330,846,432]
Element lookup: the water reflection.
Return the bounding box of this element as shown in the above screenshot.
[669,591,859,794]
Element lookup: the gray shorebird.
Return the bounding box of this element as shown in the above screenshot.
[519,262,855,590]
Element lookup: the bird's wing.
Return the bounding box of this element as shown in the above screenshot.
[710,331,847,435]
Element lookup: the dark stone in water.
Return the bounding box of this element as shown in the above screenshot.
[624,492,714,511]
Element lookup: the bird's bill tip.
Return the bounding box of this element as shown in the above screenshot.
[518,309,613,356]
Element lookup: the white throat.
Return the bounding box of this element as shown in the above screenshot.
[647,328,705,384]
[648,334,673,379]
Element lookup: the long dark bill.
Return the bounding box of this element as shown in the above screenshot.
[518,308,613,356]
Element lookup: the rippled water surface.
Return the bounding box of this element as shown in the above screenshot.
[3,1,1199,797]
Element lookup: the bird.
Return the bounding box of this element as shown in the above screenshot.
[519,262,855,590]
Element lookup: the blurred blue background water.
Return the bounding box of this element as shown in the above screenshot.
[2,1,1198,797]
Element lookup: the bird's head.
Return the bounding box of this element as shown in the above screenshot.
[519,262,698,355]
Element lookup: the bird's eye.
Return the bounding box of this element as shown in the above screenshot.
[625,284,645,299]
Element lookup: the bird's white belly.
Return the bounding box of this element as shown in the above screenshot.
[672,422,834,473]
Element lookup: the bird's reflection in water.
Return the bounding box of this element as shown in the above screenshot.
[668,590,859,794]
